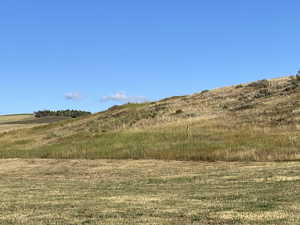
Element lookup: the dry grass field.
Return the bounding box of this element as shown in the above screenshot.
[0,114,36,132]
[0,159,299,225]
[0,114,68,132]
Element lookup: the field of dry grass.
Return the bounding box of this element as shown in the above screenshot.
[0,114,68,133]
[0,114,36,132]
[0,159,299,225]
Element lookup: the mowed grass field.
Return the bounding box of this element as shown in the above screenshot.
[0,159,299,225]
[0,114,69,132]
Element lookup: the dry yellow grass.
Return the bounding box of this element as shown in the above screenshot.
[0,114,36,132]
[0,159,299,224]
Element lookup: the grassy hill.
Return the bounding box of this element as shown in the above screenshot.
[1,75,300,161]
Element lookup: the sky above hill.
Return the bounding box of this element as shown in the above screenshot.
[1,0,300,114]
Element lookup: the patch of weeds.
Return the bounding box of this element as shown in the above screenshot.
[247,79,270,89]
[182,113,199,118]
[222,104,229,110]
[285,75,300,92]
[0,131,8,138]
[254,88,272,98]
[245,200,276,211]
[160,95,186,101]
[232,103,255,111]
[44,132,59,140]
[13,139,32,145]
[201,89,209,94]
[175,109,184,114]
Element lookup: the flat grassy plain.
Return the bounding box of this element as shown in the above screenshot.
[0,114,35,132]
[0,114,68,132]
[0,159,299,225]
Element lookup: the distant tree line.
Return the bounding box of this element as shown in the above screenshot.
[34,110,91,118]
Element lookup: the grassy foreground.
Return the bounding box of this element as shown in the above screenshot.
[0,159,299,225]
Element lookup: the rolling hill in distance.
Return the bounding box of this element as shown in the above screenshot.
[1,75,300,161]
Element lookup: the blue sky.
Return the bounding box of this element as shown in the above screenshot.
[1,0,299,114]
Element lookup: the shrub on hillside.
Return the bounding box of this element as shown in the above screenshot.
[247,79,270,89]
[175,109,184,114]
[201,89,209,94]
[254,88,272,98]
[285,75,300,92]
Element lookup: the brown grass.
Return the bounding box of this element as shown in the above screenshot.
[0,159,299,224]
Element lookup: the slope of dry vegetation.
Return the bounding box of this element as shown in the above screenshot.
[0,76,300,161]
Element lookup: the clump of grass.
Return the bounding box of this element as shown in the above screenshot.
[175,109,184,114]
[286,75,300,92]
[200,89,209,94]
[254,88,272,98]
[247,79,270,88]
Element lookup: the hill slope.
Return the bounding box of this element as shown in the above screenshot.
[1,76,300,161]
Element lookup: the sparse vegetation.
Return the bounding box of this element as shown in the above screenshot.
[247,79,270,88]
[286,75,300,92]
[200,89,209,94]
[175,109,184,114]
[254,88,272,98]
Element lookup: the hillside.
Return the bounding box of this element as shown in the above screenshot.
[1,75,300,161]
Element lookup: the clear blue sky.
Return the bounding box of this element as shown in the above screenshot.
[1,0,299,114]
